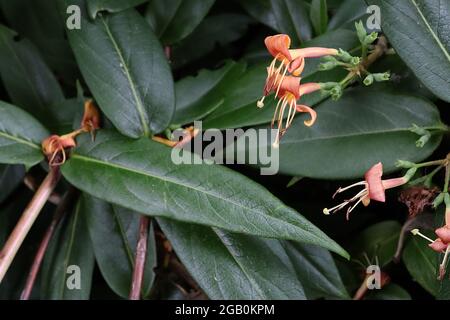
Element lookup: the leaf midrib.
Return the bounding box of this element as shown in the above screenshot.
[0,131,40,149]
[100,16,149,136]
[410,0,450,63]
[280,126,440,146]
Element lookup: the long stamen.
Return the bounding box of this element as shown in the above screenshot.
[346,196,366,220]
[324,189,368,215]
[333,181,368,198]
[285,99,295,129]
[274,62,288,98]
[277,97,289,133]
[439,246,450,280]
[271,98,283,128]
[410,229,435,243]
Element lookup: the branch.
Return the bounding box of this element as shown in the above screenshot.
[0,167,61,283]
[20,187,79,300]
[24,174,62,206]
[129,215,150,300]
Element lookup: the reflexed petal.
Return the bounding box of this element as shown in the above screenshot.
[429,238,448,252]
[365,162,385,202]
[296,104,317,126]
[264,34,292,61]
[436,226,450,243]
[277,76,301,99]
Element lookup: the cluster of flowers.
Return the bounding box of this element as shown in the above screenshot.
[257,34,339,148]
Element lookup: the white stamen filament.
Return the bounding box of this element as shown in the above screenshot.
[410,229,434,243]
[323,188,368,215]
[334,181,368,197]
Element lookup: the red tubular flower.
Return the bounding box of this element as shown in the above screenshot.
[323,162,410,219]
[81,99,101,136]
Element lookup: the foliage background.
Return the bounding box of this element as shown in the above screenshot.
[0,0,449,300]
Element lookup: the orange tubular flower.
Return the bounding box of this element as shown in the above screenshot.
[42,134,77,167]
[323,162,411,219]
[258,34,338,107]
[270,75,320,148]
[81,99,101,135]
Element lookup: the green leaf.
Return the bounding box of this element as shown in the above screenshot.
[310,0,328,35]
[282,241,349,299]
[87,0,149,19]
[171,14,252,69]
[403,233,439,296]
[234,86,444,179]
[145,0,215,45]
[158,219,306,299]
[0,164,25,204]
[47,98,84,135]
[0,0,78,85]
[41,200,95,299]
[366,283,411,300]
[61,0,174,138]
[239,0,312,43]
[203,29,357,129]
[61,129,348,258]
[367,0,450,102]
[81,194,156,299]
[0,24,65,127]
[0,100,48,167]
[328,0,368,30]
[173,61,246,125]
[350,221,401,267]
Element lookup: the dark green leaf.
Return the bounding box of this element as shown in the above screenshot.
[0,100,48,167]
[366,283,411,300]
[41,200,95,299]
[171,14,252,69]
[403,233,439,296]
[173,61,246,125]
[239,0,312,43]
[231,86,444,179]
[0,164,25,204]
[158,218,306,299]
[350,220,401,267]
[87,0,149,19]
[282,241,349,299]
[61,0,174,138]
[81,194,156,299]
[0,25,65,126]
[328,0,368,30]
[310,0,328,35]
[61,130,348,257]
[0,0,78,85]
[145,0,215,45]
[367,0,450,102]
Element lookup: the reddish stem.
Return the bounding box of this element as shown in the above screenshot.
[129,216,150,300]
[20,187,79,300]
[0,168,61,283]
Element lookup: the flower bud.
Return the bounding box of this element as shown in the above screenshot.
[363,74,374,86]
[433,193,445,208]
[373,72,390,82]
[337,49,353,63]
[395,160,416,168]
[318,61,338,71]
[364,32,378,45]
[355,21,367,44]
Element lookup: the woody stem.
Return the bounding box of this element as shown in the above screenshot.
[0,167,61,283]
[129,216,150,300]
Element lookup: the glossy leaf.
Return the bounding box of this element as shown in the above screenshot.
[310,0,328,35]
[173,61,246,125]
[158,219,306,299]
[328,0,368,30]
[171,14,252,69]
[239,0,312,43]
[41,200,95,299]
[0,100,48,167]
[234,87,444,179]
[81,194,156,299]
[0,0,78,84]
[350,221,401,267]
[61,0,174,138]
[0,165,25,204]
[403,234,439,296]
[145,0,215,45]
[61,130,348,257]
[282,241,349,299]
[87,0,148,19]
[0,25,65,126]
[367,0,450,102]
[203,29,357,129]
